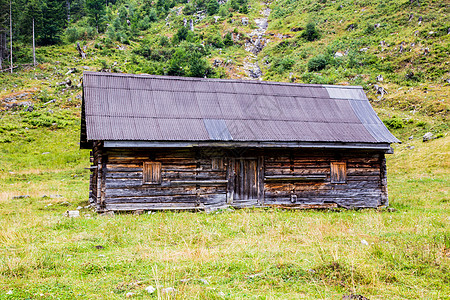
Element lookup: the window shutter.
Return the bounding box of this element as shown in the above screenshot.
[331,162,347,183]
[212,157,225,170]
[143,162,161,184]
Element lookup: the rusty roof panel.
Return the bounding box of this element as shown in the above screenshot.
[82,72,399,145]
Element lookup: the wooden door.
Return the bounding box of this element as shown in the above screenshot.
[227,158,262,206]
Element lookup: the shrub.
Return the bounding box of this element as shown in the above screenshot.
[307,55,328,71]
[301,22,320,42]
[223,32,233,46]
[207,0,220,15]
[207,34,224,48]
[272,57,296,73]
[383,116,404,129]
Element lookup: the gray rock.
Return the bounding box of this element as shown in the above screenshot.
[376,75,383,82]
[343,295,370,300]
[242,17,248,26]
[145,285,156,294]
[13,195,30,199]
[65,68,77,75]
[422,132,433,142]
[66,210,80,218]
[43,99,55,105]
[408,135,414,140]
[373,85,388,97]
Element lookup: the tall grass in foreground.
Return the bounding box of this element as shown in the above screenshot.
[0,131,449,299]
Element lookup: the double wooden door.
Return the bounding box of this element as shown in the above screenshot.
[227,158,263,206]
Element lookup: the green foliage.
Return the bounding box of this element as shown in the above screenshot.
[301,22,320,42]
[86,0,106,32]
[167,43,211,77]
[64,21,97,43]
[383,116,404,129]
[223,32,234,46]
[271,57,295,73]
[207,0,220,16]
[307,55,328,71]
[206,34,224,48]
[39,0,67,45]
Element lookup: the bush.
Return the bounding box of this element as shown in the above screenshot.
[272,57,296,73]
[207,34,224,48]
[223,32,233,46]
[301,22,320,42]
[64,24,96,43]
[383,116,404,129]
[207,0,220,15]
[307,55,328,71]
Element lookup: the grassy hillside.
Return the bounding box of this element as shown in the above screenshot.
[0,0,449,298]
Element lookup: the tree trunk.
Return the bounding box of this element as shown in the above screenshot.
[77,42,86,59]
[32,18,36,67]
[66,0,70,22]
[9,0,12,73]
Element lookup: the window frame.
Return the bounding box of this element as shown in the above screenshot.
[142,162,162,185]
[330,161,347,184]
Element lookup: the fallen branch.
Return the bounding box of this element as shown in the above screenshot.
[0,66,19,73]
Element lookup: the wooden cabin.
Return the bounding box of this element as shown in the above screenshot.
[80,72,399,212]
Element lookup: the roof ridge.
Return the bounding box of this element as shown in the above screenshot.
[83,71,363,89]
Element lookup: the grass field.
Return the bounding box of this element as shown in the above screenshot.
[0,124,448,299]
[0,0,448,296]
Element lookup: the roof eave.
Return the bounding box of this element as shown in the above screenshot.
[101,140,394,151]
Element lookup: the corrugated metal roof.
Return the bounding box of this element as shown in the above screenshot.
[81,72,399,145]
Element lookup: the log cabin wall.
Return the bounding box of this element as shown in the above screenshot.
[90,146,388,212]
[98,148,228,212]
[262,149,386,208]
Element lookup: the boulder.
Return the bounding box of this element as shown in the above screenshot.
[422,132,433,142]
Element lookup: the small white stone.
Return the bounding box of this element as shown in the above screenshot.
[6,290,13,295]
[361,239,369,246]
[125,292,134,297]
[66,210,80,218]
[145,286,156,294]
[162,287,176,294]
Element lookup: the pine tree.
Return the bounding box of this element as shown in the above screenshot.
[86,0,106,33]
[40,0,66,45]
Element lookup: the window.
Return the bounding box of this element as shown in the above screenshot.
[211,157,225,171]
[330,161,347,183]
[143,162,161,184]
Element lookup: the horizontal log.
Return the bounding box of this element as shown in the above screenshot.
[170,180,228,185]
[264,175,327,181]
[267,203,338,209]
[105,203,201,211]
[106,186,227,198]
[106,193,226,204]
